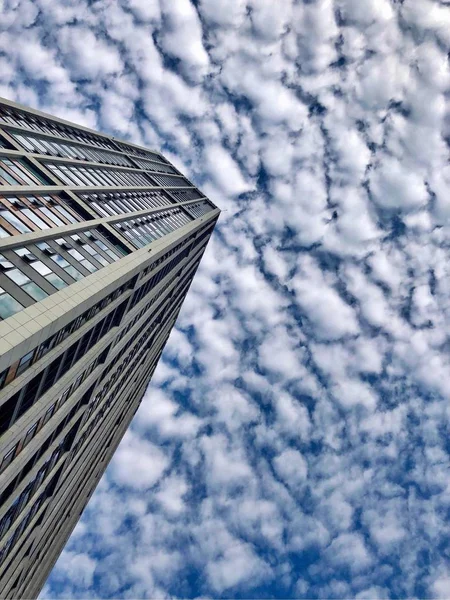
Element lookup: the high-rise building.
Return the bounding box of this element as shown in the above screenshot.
[0,97,219,599]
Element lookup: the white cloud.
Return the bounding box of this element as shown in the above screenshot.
[291,257,360,340]
[370,156,429,211]
[126,0,161,22]
[324,532,373,573]
[363,506,406,552]
[52,551,97,590]
[135,388,202,439]
[109,431,170,490]
[337,0,394,26]
[203,144,253,197]
[57,27,124,79]
[200,433,254,491]
[431,573,450,600]
[198,0,247,28]
[155,475,189,515]
[273,448,308,491]
[160,0,210,81]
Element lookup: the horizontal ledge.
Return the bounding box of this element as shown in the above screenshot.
[0,148,185,176]
[0,198,214,251]
[0,184,197,194]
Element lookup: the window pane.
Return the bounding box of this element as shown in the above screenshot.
[51,254,69,268]
[17,350,34,375]
[0,293,23,319]
[40,207,64,226]
[22,282,48,301]
[96,255,109,266]
[30,261,52,276]
[67,248,84,262]
[0,166,18,185]
[21,209,50,230]
[6,269,30,286]
[82,245,96,256]
[1,446,17,471]
[65,265,83,280]
[81,260,96,272]
[3,159,35,185]
[23,424,38,446]
[1,211,32,233]
[46,272,67,289]
[54,205,78,223]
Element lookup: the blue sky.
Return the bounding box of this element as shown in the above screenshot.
[2,0,450,597]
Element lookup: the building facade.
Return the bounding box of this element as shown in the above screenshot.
[0,97,219,598]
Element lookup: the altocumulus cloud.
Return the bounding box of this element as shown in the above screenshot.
[0,0,449,597]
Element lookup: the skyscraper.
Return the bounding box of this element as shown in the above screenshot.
[0,97,219,599]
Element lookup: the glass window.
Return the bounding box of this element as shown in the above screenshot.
[15,249,68,291]
[30,138,48,155]
[9,197,26,210]
[50,166,71,185]
[54,205,78,223]
[2,159,35,185]
[0,166,18,185]
[64,263,83,281]
[0,368,7,389]
[46,272,67,289]
[39,207,64,226]
[5,269,48,301]
[0,210,32,233]
[81,259,97,273]
[67,248,85,262]
[29,261,51,276]
[82,244,96,256]
[19,160,47,184]
[0,287,24,319]
[1,446,17,472]
[23,423,38,447]
[21,209,50,230]
[51,254,69,268]
[0,225,10,238]
[94,254,109,266]
[91,202,109,217]
[6,268,29,286]
[16,350,34,376]
[32,260,66,289]
[42,404,55,426]
[22,281,48,301]
[27,196,44,207]
[13,135,35,152]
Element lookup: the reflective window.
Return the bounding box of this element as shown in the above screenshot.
[0,446,17,473]
[21,208,50,230]
[67,247,97,272]
[0,166,17,185]
[0,286,24,319]
[15,248,68,291]
[4,268,48,301]
[0,158,47,185]
[39,206,65,226]
[23,423,38,447]
[16,350,34,376]
[50,254,83,281]
[54,205,78,223]
[0,210,32,233]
